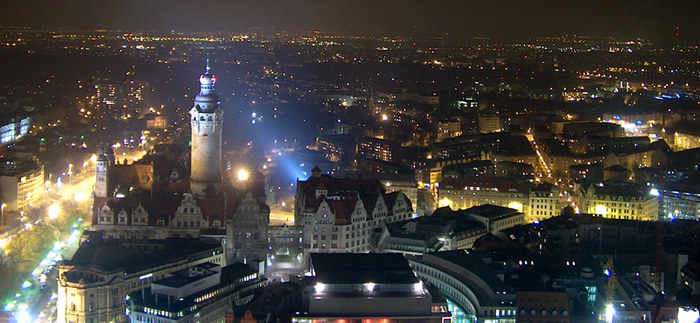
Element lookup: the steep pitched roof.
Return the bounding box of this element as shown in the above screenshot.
[326,198,358,225]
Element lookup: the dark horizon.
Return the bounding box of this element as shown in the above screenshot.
[1,0,699,43]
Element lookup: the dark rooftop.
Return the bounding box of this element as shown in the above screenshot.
[64,238,222,277]
[463,204,522,220]
[311,253,419,285]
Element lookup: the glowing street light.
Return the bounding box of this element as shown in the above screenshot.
[605,304,615,323]
[68,163,74,185]
[1,203,6,226]
[237,169,250,182]
[48,204,60,220]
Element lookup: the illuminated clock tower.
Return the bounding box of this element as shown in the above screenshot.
[190,59,223,196]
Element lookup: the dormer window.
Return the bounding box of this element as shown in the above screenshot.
[118,210,128,225]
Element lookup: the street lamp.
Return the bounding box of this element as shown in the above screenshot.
[237,169,250,182]
[1,203,6,226]
[48,204,60,220]
[605,304,615,323]
[68,163,74,185]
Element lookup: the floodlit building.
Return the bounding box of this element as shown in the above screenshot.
[226,193,270,264]
[57,237,225,323]
[126,263,266,323]
[438,177,529,216]
[580,184,658,221]
[295,253,450,322]
[660,184,700,220]
[295,166,414,253]
[0,116,31,144]
[528,183,560,222]
[437,118,463,142]
[460,204,525,234]
[0,157,44,213]
[189,59,223,196]
[479,116,502,134]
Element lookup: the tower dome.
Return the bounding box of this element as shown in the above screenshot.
[194,58,219,112]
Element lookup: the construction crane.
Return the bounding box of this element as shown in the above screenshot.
[601,259,649,322]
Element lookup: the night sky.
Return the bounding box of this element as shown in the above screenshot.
[1,0,698,42]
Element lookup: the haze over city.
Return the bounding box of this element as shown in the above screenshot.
[2,0,700,42]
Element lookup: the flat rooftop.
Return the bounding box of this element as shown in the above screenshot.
[311,253,419,285]
[462,204,521,220]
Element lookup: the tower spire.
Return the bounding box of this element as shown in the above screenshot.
[206,57,211,74]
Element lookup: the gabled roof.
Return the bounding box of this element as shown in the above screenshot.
[326,198,358,225]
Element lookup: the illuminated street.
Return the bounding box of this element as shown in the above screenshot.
[0,172,92,322]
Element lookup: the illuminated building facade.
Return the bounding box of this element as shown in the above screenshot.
[94,145,114,198]
[57,237,224,323]
[126,263,266,323]
[316,134,356,164]
[478,116,502,134]
[660,185,700,220]
[437,118,462,142]
[190,60,223,196]
[358,136,402,163]
[580,185,658,221]
[145,115,167,130]
[226,193,270,264]
[672,131,700,151]
[295,166,414,253]
[0,116,31,144]
[529,184,560,222]
[266,224,305,279]
[92,191,228,239]
[437,177,529,217]
[407,251,516,321]
[0,157,44,213]
[459,204,525,234]
[295,253,450,322]
[438,177,562,223]
[602,112,662,136]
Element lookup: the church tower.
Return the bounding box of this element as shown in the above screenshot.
[190,59,223,196]
[95,145,114,198]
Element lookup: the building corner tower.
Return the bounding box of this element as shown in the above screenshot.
[94,145,114,198]
[190,59,223,196]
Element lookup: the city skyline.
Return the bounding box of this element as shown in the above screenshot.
[1,0,699,42]
[1,5,700,321]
